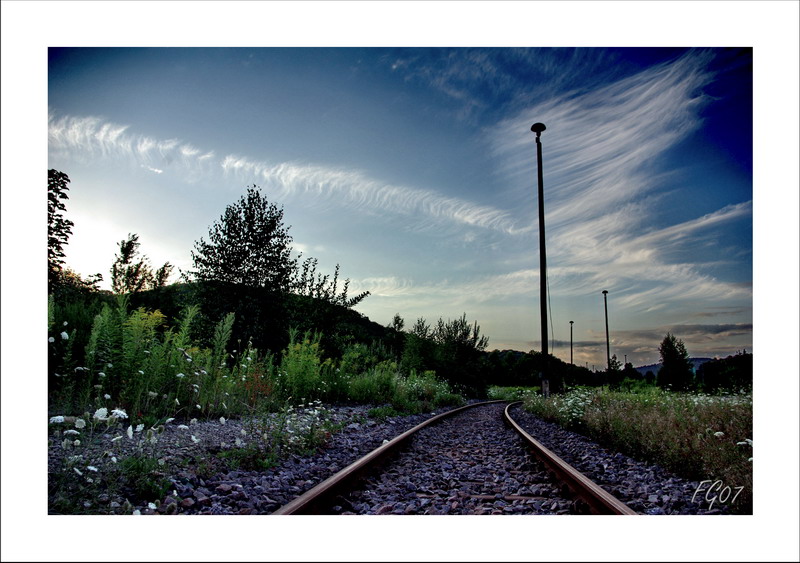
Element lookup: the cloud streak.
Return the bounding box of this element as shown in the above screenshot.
[49,112,523,237]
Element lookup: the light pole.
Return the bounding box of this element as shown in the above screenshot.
[602,290,611,372]
[569,320,574,365]
[531,122,549,396]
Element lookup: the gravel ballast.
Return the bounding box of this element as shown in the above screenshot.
[48,401,729,515]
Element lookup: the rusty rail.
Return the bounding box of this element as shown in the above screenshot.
[503,401,637,515]
[272,400,506,514]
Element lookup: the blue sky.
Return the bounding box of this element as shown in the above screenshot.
[47,46,754,367]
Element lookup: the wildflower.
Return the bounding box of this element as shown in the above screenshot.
[148,391,158,398]
[196,404,201,410]
[61,331,69,340]
[219,417,226,425]
[126,426,133,440]
[191,435,199,443]
[104,394,111,400]
[165,418,175,424]
[98,372,106,378]
[235,438,244,447]
[49,416,65,424]
[135,424,144,432]
[737,439,753,447]
[74,467,83,476]
[713,431,725,438]
[138,370,144,375]
[107,363,113,368]
[48,336,55,343]
[240,429,247,436]
[87,466,98,472]
[177,425,189,430]
[175,398,180,406]
[111,456,117,463]
[63,321,68,326]
[64,429,79,436]
[93,408,109,421]
[143,350,150,355]
[111,435,123,443]
[74,418,86,429]
[111,408,128,419]
[132,510,141,515]
[73,440,81,446]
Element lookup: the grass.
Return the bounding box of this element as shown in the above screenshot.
[523,386,753,513]
[48,297,471,514]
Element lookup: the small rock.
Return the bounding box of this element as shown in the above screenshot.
[215,484,233,494]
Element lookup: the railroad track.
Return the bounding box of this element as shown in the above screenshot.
[273,401,636,515]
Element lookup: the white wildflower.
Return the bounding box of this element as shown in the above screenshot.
[48,336,55,343]
[132,510,141,515]
[104,394,111,400]
[63,321,68,326]
[190,418,197,425]
[64,429,79,436]
[61,331,69,340]
[165,418,175,424]
[107,363,113,368]
[112,435,123,443]
[87,466,98,472]
[135,423,144,432]
[111,408,128,419]
[235,438,243,447]
[196,404,201,410]
[74,467,83,476]
[148,391,158,398]
[98,372,106,378]
[713,431,725,438]
[93,408,109,421]
[126,426,133,440]
[177,425,189,430]
[191,435,199,443]
[111,456,117,463]
[73,439,81,446]
[138,370,144,375]
[219,417,226,425]
[143,350,150,355]
[175,398,180,405]
[49,416,65,424]
[74,418,86,429]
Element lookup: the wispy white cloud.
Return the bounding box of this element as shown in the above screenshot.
[49,111,523,237]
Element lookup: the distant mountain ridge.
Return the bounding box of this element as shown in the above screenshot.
[634,357,714,376]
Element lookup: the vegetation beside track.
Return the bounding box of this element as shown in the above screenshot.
[520,385,753,513]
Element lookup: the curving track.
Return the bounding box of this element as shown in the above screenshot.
[273,401,636,515]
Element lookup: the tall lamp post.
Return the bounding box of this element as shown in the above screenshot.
[532,122,549,396]
[602,290,611,372]
[569,320,574,365]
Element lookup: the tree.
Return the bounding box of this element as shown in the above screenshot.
[657,332,694,391]
[48,169,75,290]
[111,233,173,294]
[191,185,296,291]
[293,257,369,308]
[48,169,103,296]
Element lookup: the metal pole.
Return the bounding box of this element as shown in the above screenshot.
[570,320,574,365]
[531,122,548,396]
[602,290,611,372]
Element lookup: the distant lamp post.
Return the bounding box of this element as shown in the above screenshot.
[602,290,611,372]
[569,320,574,365]
[531,122,549,397]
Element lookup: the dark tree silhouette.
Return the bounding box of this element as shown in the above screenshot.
[191,185,296,292]
[48,169,75,291]
[111,233,173,294]
[657,332,694,391]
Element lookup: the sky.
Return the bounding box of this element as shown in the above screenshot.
[46,45,754,368]
[2,2,799,562]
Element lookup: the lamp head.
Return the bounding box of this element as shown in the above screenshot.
[530,122,546,134]
[602,290,608,295]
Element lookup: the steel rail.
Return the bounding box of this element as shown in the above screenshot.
[503,401,637,515]
[272,400,506,515]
